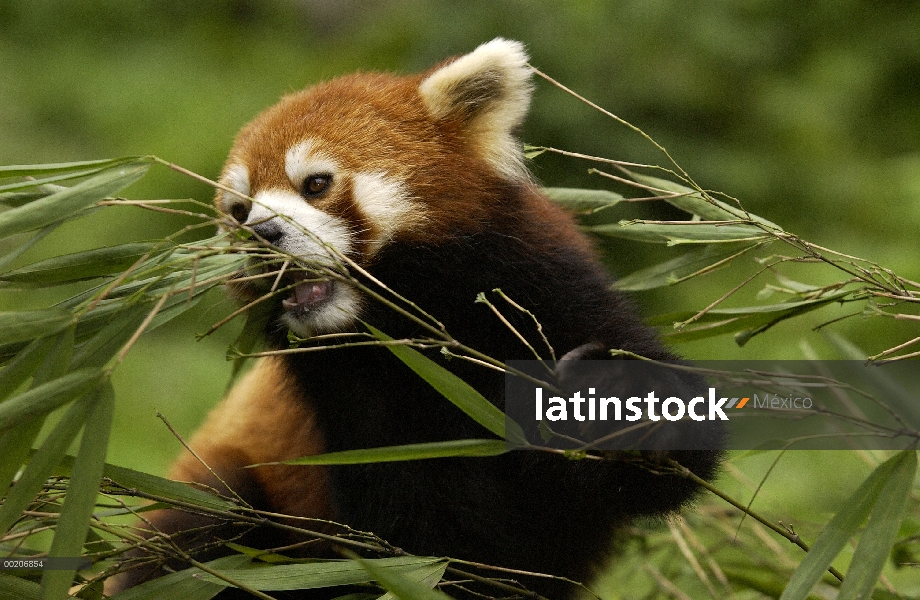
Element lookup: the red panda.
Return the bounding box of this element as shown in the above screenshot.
[112,39,722,598]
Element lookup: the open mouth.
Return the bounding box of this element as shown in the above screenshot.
[281,270,334,313]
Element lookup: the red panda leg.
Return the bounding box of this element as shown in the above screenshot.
[107,357,332,592]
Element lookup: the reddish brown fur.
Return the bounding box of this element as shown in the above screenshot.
[224,72,532,248]
[171,357,331,522]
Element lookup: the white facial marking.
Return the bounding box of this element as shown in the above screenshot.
[285,140,339,190]
[223,164,250,197]
[352,171,416,253]
[250,141,416,336]
[281,284,363,338]
[247,188,360,336]
[247,188,354,265]
[218,164,251,225]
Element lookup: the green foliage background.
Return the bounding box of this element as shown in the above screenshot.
[1,2,918,597]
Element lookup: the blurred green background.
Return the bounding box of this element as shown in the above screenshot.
[1,1,919,594]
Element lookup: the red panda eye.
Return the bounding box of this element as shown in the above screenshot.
[229,203,249,224]
[302,175,331,197]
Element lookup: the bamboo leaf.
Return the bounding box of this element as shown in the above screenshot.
[0,243,157,285]
[147,293,206,331]
[366,325,511,441]
[69,304,151,369]
[0,336,58,400]
[0,222,60,272]
[0,395,92,537]
[661,316,760,344]
[543,187,624,213]
[0,160,150,238]
[110,555,252,600]
[837,450,917,600]
[648,291,850,345]
[823,333,920,423]
[661,291,852,320]
[0,368,105,432]
[0,190,48,207]
[0,168,113,194]
[32,325,76,384]
[51,456,239,512]
[223,542,295,563]
[378,560,449,600]
[613,242,761,291]
[588,221,770,244]
[280,439,509,466]
[0,308,73,346]
[66,256,243,348]
[649,290,851,326]
[0,326,76,512]
[0,421,45,505]
[0,157,141,178]
[523,145,546,159]
[62,252,242,321]
[778,452,910,600]
[771,272,824,294]
[354,555,454,600]
[197,557,445,592]
[41,382,115,600]
[0,573,41,600]
[623,169,782,229]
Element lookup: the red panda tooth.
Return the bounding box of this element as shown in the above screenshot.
[296,282,321,305]
[283,280,333,310]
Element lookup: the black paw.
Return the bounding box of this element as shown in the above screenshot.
[550,342,723,454]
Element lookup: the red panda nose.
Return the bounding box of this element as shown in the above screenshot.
[251,221,283,245]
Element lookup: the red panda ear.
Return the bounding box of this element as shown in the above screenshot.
[419,38,533,181]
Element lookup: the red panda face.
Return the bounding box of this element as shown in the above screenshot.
[216,39,534,338]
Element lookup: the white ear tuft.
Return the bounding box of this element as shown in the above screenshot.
[419,38,533,181]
